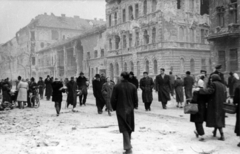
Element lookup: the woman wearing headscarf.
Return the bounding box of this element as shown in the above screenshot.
[198,74,226,141]
[174,76,184,108]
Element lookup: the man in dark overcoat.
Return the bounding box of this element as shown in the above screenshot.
[52,78,65,116]
[111,72,138,154]
[140,72,154,111]
[44,75,52,101]
[128,72,139,89]
[67,77,78,112]
[198,74,226,141]
[184,71,194,101]
[93,74,105,114]
[38,77,45,99]
[233,85,240,147]
[77,72,89,106]
[155,68,171,109]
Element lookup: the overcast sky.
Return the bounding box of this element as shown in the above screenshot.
[0,0,106,44]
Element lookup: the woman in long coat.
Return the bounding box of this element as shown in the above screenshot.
[199,74,226,141]
[52,78,65,116]
[44,76,52,101]
[17,79,28,109]
[234,85,240,147]
[174,76,184,108]
[140,72,154,111]
[37,77,45,99]
[66,77,78,112]
[101,78,114,116]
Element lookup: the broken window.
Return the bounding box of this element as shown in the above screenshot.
[109,14,112,27]
[135,31,140,46]
[152,0,157,12]
[51,30,59,40]
[177,0,181,9]
[230,49,238,71]
[94,50,98,58]
[218,50,226,71]
[123,35,127,49]
[101,49,104,57]
[31,31,35,41]
[229,0,238,23]
[135,3,139,18]
[200,0,209,15]
[144,30,149,45]
[129,6,134,20]
[152,27,156,43]
[201,58,207,71]
[115,35,120,49]
[201,29,205,43]
[129,33,132,47]
[123,9,126,22]
[114,12,117,25]
[216,6,225,27]
[109,39,112,50]
[143,0,147,15]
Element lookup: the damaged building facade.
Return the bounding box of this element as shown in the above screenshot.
[105,0,211,80]
[208,0,240,73]
[0,13,105,79]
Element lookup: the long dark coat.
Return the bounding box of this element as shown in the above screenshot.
[44,78,52,97]
[111,80,138,133]
[199,81,226,128]
[209,71,226,86]
[52,81,64,102]
[37,80,45,96]
[140,77,154,103]
[184,75,194,99]
[128,77,139,89]
[155,74,171,102]
[174,79,184,103]
[66,81,77,107]
[102,82,114,111]
[233,86,240,136]
[93,79,105,107]
[77,76,88,95]
[228,76,235,96]
[233,79,240,96]
[2,82,12,103]
[190,91,208,123]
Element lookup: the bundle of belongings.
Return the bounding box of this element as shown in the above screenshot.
[0,101,14,111]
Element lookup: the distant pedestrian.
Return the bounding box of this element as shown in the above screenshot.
[174,76,184,108]
[169,71,175,95]
[128,72,139,89]
[66,77,78,112]
[93,74,105,114]
[17,78,28,109]
[101,77,114,116]
[233,85,240,147]
[44,75,52,101]
[140,72,154,111]
[111,72,138,154]
[155,68,171,109]
[37,77,45,99]
[52,78,65,116]
[77,72,89,106]
[184,71,194,102]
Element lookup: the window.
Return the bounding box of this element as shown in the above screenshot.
[91,68,94,78]
[63,35,65,40]
[130,61,134,72]
[116,63,119,76]
[144,30,149,45]
[129,33,132,47]
[51,30,59,40]
[109,14,112,27]
[152,0,157,12]
[189,0,194,12]
[114,12,117,25]
[201,58,207,71]
[153,59,158,74]
[177,0,181,9]
[229,0,238,23]
[143,0,147,15]
[96,68,98,74]
[137,61,140,76]
[101,49,104,57]
[190,59,195,73]
[123,9,126,22]
[217,7,225,27]
[129,6,134,20]
[230,49,238,71]
[218,51,226,71]
[200,0,209,15]
[94,50,98,58]
[115,35,120,49]
[135,4,139,18]
[180,58,185,74]
[152,27,156,43]
[146,60,149,73]
[135,31,140,46]
[87,52,90,59]
[109,39,112,50]
[190,29,194,43]
[123,35,127,49]
[32,57,35,65]
[31,31,35,41]
[179,27,185,42]
[124,62,127,71]
[40,42,45,48]
[110,63,114,80]
[201,29,205,43]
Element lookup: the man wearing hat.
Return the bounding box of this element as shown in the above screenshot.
[77,72,89,106]
[92,74,105,114]
[208,65,226,86]
[184,71,195,102]
[128,72,139,89]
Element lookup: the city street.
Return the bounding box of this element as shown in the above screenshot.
[0,91,239,154]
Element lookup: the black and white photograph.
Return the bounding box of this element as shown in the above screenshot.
[0,0,240,153]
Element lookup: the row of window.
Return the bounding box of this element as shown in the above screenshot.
[87,49,105,59]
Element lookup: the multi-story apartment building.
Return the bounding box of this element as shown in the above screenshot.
[0,13,105,79]
[208,0,240,73]
[105,0,210,80]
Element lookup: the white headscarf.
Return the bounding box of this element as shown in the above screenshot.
[198,79,204,88]
[234,73,239,80]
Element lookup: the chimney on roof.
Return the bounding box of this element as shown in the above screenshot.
[51,13,54,16]
[61,14,66,17]
[74,15,79,19]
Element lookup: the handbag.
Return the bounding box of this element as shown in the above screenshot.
[184,102,198,114]
[223,97,236,114]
